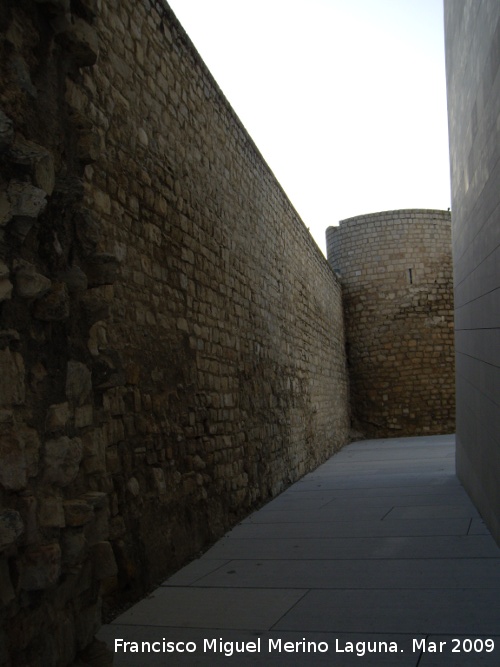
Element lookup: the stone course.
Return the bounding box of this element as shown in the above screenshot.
[327,210,455,437]
[0,1,349,664]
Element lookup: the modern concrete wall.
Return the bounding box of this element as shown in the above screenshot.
[444,0,500,544]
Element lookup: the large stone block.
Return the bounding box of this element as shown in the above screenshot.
[19,543,61,591]
[58,265,88,294]
[16,492,38,544]
[19,426,40,479]
[5,181,47,241]
[0,348,25,406]
[91,541,117,580]
[55,18,99,68]
[76,128,101,164]
[8,137,55,195]
[81,429,106,473]
[0,556,15,605]
[45,402,71,433]
[38,496,65,528]
[43,436,83,486]
[63,499,93,526]
[0,509,24,550]
[9,55,37,98]
[66,360,92,406]
[0,189,12,227]
[15,263,51,299]
[0,261,13,302]
[0,110,14,153]
[33,282,70,321]
[61,527,86,568]
[74,207,101,256]
[0,431,28,491]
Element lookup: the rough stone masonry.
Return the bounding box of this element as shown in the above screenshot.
[0,1,350,664]
[327,209,455,438]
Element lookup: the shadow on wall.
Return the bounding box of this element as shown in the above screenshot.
[0,1,349,665]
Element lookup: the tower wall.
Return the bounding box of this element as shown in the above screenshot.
[327,209,455,437]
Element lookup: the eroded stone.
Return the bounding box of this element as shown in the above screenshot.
[91,541,117,580]
[45,402,71,433]
[77,129,101,164]
[0,261,12,301]
[43,436,83,486]
[8,137,55,195]
[0,110,14,153]
[58,265,88,293]
[38,496,65,528]
[0,349,25,407]
[0,557,15,605]
[0,509,24,550]
[33,282,70,321]
[7,181,47,240]
[61,528,86,567]
[63,499,93,526]
[15,263,51,299]
[0,189,12,226]
[66,361,92,406]
[55,18,99,68]
[19,543,61,590]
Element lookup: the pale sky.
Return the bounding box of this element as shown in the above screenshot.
[167,0,451,255]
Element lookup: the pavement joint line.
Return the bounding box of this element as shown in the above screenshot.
[219,533,479,538]
[380,507,395,521]
[184,557,500,561]
[288,485,464,492]
[158,585,500,590]
[267,589,311,632]
[161,561,232,587]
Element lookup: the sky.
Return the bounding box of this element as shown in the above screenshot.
[167,0,451,255]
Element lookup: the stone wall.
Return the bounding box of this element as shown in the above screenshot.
[327,209,455,438]
[444,0,500,545]
[0,0,349,664]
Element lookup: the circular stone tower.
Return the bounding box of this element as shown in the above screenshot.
[327,209,455,438]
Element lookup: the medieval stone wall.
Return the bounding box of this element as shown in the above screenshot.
[0,1,349,664]
[327,209,455,438]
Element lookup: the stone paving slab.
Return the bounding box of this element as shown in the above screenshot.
[98,435,500,666]
[469,518,493,535]
[261,493,476,511]
[292,473,461,491]
[274,589,500,635]
[304,458,455,473]
[112,587,306,630]
[226,517,472,538]
[242,505,391,522]
[201,535,500,561]
[243,503,478,523]
[184,558,500,590]
[383,504,481,520]
[285,484,468,498]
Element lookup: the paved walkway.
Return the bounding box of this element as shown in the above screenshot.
[98,434,500,666]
